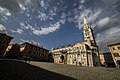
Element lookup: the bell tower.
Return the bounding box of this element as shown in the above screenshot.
[83,16,96,45]
[83,16,101,66]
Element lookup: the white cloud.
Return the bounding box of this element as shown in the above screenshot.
[60,12,66,24]
[78,5,83,10]
[60,19,66,24]
[0,24,7,33]
[20,22,36,31]
[77,8,102,29]
[19,3,27,11]
[96,27,120,43]
[0,6,12,22]
[40,0,45,7]
[19,21,62,36]
[36,6,57,21]
[11,28,24,34]
[97,17,110,27]
[96,26,120,52]
[90,9,102,22]
[23,0,38,9]
[26,13,30,17]
[0,7,11,16]
[20,22,30,29]
[49,9,56,16]
[61,12,66,19]
[0,7,11,22]
[32,22,60,36]
[37,12,48,21]
[80,0,85,4]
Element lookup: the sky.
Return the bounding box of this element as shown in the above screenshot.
[0,0,120,52]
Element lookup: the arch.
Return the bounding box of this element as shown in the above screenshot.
[60,55,64,63]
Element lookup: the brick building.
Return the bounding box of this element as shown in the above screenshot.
[20,42,49,61]
[5,44,20,59]
[108,42,120,68]
[0,33,13,57]
[100,52,115,67]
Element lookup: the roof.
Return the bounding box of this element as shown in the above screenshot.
[21,42,49,51]
[52,44,71,50]
[9,43,20,46]
[0,32,13,39]
[52,41,84,50]
[108,42,120,46]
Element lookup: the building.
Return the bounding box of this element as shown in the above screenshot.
[100,52,115,67]
[0,33,13,57]
[20,42,49,61]
[5,44,20,59]
[108,42,120,68]
[51,16,100,67]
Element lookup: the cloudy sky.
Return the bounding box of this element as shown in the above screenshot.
[0,0,120,52]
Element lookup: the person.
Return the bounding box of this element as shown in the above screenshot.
[28,57,31,63]
[104,62,108,67]
[24,56,28,62]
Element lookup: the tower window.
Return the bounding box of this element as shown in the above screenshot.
[82,46,84,49]
[83,54,86,57]
[78,53,80,55]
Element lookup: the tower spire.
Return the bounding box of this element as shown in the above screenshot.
[83,16,96,45]
[84,16,88,24]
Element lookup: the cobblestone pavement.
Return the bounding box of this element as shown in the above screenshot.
[30,61,120,80]
[0,59,120,80]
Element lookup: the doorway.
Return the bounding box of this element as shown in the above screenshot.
[60,55,64,63]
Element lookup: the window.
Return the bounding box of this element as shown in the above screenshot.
[29,51,31,54]
[34,52,35,55]
[85,33,87,36]
[3,41,6,44]
[113,53,120,57]
[1,45,5,50]
[117,47,120,50]
[44,54,46,57]
[39,53,41,56]
[82,62,84,64]
[31,46,33,49]
[113,47,115,50]
[0,35,2,39]
[117,60,120,65]
[39,48,40,51]
[6,37,8,39]
[29,46,31,49]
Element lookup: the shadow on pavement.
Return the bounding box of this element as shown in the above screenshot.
[0,59,75,80]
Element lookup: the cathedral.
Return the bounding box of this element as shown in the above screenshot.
[50,16,100,67]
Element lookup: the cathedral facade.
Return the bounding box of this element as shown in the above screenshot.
[50,16,100,67]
